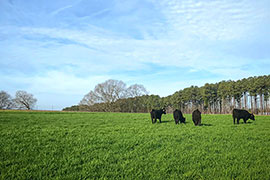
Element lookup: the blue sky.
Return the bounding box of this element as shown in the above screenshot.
[0,0,270,110]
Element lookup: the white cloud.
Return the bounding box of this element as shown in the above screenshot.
[1,21,265,79]
[1,0,270,109]
[50,5,74,16]
[0,71,112,110]
[0,71,109,95]
[157,0,266,41]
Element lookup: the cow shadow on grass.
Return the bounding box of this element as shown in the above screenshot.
[160,120,171,123]
[176,121,190,125]
[199,123,213,126]
[236,121,254,125]
[151,120,172,124]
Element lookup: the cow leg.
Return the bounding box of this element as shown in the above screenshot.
[152,117,154,124]
[159,118,162,123]
[233,117,235,124]
[244,119,247,123]
[237,118,240,124]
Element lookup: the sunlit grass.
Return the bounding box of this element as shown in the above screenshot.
[0,111,270,179]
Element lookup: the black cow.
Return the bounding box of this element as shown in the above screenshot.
[192,109,201,126]
[232,109,255,124]
[150,108,166,123]
[173,109,186,124]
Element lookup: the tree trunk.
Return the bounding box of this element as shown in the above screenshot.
[254,95,258,114]
[221,97,225,114]
[225,98,228,114]
[244,93,247,110]
[250,95,253,113]
[260,94,263,115]
[232,97,236,109]
[238,98,242,109]
[265,97,269,115]
[264,100,267,115]
[220,99,222,114]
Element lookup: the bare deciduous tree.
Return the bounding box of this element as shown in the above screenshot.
[94,79,127,103]
[80,90,99,106]
[80,79,148,106]
[126,84,148,98]
[14,90,37,110]
[0,91,13,109]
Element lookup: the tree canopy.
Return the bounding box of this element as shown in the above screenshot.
[14,90,37,110]
[64,75,270,114]
[80,79,148,107]
[0,91,13,109]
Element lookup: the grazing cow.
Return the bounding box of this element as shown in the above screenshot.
[192,109,201,126]
[173,109,186,124]
[232,109,255,124]
[150,108,166,123]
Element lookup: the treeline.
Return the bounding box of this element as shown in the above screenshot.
[63,95,165,113]
[168,75,270,114]
[63,75,270,114]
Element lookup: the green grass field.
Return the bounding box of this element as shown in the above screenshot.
[0,111,270,179]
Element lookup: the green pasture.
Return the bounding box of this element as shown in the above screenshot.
[0,111,270,179]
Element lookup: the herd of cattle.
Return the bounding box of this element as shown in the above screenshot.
[150,108,255,125]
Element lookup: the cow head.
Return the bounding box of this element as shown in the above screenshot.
[250,113,255,120]
[162,108,166,114]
